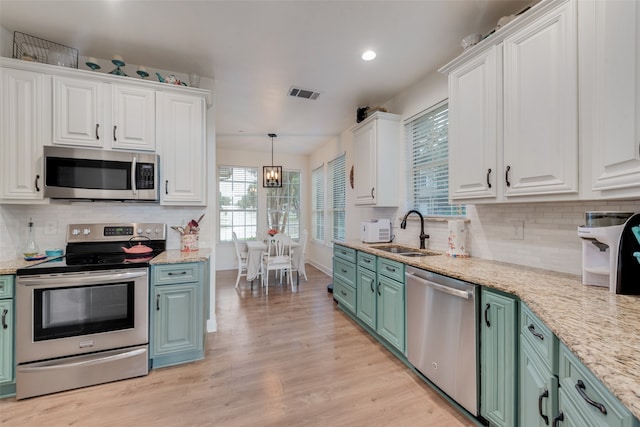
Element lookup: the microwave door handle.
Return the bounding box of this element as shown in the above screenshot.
[131,156,137,196]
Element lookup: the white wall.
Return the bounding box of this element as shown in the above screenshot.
[215,148,309,270]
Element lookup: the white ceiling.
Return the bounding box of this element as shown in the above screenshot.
[0,0,532,155]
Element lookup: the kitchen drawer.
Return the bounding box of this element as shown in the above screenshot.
[333,258,356,289]
[377,257,404,283]
[153,263,200,285]
[521,304,558,374]
[357,251,377,272]
[0,276,14,299]
[559,342,639,427]
[334,244,356,263]
[333,279,356,314]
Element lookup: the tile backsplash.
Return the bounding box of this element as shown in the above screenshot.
[392,200,640,276]
[0,203,210,261]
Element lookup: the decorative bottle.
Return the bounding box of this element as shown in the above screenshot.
[23,218,39,258]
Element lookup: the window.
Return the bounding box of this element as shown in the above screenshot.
[405,101,465,216]
[219,166,258,241]
[328,154,346,241]
[311,165,324,242]
[266,170,300,239]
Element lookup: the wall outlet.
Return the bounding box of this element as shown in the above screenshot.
[44,221,57,235]
[507,220,524,240]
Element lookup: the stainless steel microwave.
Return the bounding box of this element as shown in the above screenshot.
[44,146,159,201]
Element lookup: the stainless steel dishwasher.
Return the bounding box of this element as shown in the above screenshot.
[405,265,478,416]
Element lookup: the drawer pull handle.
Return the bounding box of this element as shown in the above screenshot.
[487,168,492,189]
[340,290,347,296]
[552,412,563,427]
[156,294,160,311]
[168,271,187,276]
[528,324,544,341]
[506,165,511,187]
[484,303,491,327]
[575,380,607,415]
[341,268,347,273]
[364,258,371,263]
[538,388,549,425]
[385,266,396,272]
[1,309,7,329]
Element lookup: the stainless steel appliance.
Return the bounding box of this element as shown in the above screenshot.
[405,265,478,415]
[44,146,159,201]
[15,222,166,399]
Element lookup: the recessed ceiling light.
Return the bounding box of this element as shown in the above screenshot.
[362,50,376,61]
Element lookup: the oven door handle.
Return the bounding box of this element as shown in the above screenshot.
[17,348,147,372]
[18,270,148,286]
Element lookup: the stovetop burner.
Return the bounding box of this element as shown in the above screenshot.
[17,222,166,276]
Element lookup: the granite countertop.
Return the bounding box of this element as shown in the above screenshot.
[0,249,212,275]
[336,240,640,421]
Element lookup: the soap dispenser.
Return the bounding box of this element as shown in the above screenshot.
[23,218,39,258]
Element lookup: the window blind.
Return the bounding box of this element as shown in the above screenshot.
[312,165,324,242]
[218,166,258,241]
[328,154,346,241]
[405,102,465,217]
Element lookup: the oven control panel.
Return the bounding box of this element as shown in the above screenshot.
[67,223,167,242]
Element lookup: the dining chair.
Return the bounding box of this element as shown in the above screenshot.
[232,232,249,288]
[261,233,293,295]
[291,229,308,284]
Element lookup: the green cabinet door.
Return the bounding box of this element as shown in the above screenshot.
[0,299,13,385]
[520,337,558,427]
[376,275,405,353]
[480,288,518,427]
[153,282,202,357]
[356,267,376,329]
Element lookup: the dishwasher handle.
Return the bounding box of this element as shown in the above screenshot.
[405,271,472,299]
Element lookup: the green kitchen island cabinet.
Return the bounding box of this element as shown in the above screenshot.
[0,275,15,398]
[150,262,206,368]
[480,287,518,427]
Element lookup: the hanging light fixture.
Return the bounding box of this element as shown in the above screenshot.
[263,133,283,188]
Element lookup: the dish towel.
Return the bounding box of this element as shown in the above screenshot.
[446,219,469,257]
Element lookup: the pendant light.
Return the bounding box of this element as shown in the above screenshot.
[263,133,283,188]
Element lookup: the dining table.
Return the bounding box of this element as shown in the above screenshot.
[245,236,299,282]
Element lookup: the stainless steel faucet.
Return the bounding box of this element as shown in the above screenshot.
[400,210,429,249]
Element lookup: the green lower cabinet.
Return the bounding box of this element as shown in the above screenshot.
[557,342,640,427]
[150,263,205,369]
[520,337,558,426]
[480,288,518,427]
[356,265,376,329]
[376,274,405,353]
[0,275,15,398]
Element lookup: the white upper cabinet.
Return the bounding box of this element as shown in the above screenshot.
[502,0,578,198]
[53,77,156,151]
[448,45,500,201]
[156,91,206,206]
[441,0,579,203]
[352,112,401,207]
[0,68,48,203]
[111,84,156,151]
[53,76,103,147]
[580,0,640,199]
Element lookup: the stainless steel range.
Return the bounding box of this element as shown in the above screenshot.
[15,222,166,399]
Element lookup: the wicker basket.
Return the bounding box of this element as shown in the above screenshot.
[13,31,78,68]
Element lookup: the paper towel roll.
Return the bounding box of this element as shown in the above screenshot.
[446,219,469,257]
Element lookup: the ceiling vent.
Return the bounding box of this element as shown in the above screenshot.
[288,86,321,100]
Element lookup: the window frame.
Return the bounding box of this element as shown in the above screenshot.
[265,169,301,240]
[311,164,325,243]
[328,153,346,241]
[218,165,258,242]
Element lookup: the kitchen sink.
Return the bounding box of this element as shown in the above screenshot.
[373,245,440,257]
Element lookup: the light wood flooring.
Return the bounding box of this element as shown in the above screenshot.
[0,266,473,426]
